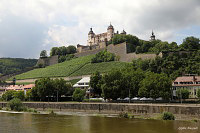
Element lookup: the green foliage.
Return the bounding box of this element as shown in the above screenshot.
[70,61,129,77]
[161,112,175,120]
[111,34,139,52]
[50,45,76,56]
[8,98,23,111]
[2,90,15,101]
[40,50,47,58]
[33,78,73,101]
[0,58,37,75]
[15,55,94,79]
[176,88,190,99]
[58,54,75,63]
[138,72,172,100]
[90,71,103,96]
[91,50,115,63]
[197,89,200,99]
[72,88,86,102]
[13,91,25,101]
[180,36,200,50]
[15,55,129,80]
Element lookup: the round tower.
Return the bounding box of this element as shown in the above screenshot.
[107,23,114,41]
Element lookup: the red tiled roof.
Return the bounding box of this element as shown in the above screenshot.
[174,76,200,82]
[23,84,35,89]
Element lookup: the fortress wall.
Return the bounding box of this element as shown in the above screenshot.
[107,42,160,62]
[74,48,105,57]
[107,42,127,56]
[36,55,58,67]
[48,55,59,66]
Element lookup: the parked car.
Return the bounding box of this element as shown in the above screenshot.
[131,97,140,101]
[147,98,153,101]
[117,98,122,101]
[156,97,163,101]
[123,97,130,101]
[140,97,148,101]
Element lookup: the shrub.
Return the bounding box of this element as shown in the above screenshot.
[2,90,16,101]
[8,98,23,111]
[91,50,115,63]
[72,88,86,102]
[161,112,175,120]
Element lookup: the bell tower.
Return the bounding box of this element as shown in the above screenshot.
[107,23,114,41]
[87,28,95,46]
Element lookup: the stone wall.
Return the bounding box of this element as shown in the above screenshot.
[74,48,105,58]
[36,55,58,67]
[107,42,161,62]
[1,102,200,116]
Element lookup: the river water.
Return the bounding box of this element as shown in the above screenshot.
[0,112,199,133]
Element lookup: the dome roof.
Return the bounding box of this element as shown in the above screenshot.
[107,23,114,30]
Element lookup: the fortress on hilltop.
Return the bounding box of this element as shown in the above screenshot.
[77,23,126,53]
[75,23,161,62]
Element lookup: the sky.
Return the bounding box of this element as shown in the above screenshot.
[0,0,200,58]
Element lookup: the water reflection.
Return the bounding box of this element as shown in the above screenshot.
[0,112,199,133]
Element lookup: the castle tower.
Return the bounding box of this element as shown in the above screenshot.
[150,30,155,41]
[87,28,95,46]
[107,23,114,41]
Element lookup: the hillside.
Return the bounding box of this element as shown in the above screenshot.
[0,58,37,76]
[14,55,129,80]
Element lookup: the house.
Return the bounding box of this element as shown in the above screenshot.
[73,77,90,89]
[172,75,200,98]
[73,77,95,97]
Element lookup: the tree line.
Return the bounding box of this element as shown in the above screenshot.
[40,45,77,63]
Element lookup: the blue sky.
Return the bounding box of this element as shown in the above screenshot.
[0,0,200,58]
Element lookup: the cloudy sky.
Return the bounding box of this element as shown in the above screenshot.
[0,0,200,58]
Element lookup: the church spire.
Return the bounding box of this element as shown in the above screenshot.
[150,30,155,41]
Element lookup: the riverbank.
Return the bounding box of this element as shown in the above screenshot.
[0,102,200,120]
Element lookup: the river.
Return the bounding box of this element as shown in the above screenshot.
[0,112,199,133]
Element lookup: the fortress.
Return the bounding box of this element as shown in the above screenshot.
[75,23,160,62]
[77,23,126,53]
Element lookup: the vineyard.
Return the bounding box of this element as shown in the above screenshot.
[14,55,129,80]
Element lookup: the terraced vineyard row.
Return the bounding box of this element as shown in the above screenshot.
[14,54,129,80]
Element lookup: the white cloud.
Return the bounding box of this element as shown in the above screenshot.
[0,0,200,57]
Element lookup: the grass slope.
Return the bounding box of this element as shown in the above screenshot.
[70,62,129,76]
[14,55,129,80]
[15,55,94,80]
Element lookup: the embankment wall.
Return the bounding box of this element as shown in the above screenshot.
[0,102,200,116]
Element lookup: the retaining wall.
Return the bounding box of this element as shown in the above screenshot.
[1,102,200,116]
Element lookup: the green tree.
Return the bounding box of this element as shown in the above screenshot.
[91,50,115,63]
[2,90,16,101]
[72,88,86,102]
[67,45,76,54]
[53,78,72,101]
[176,88,190,100]
[40,50,47,58]
[8,98,23,111]
[35,78,54,101]
[180,36,200,50]
[197,89,200,99]
[14,91,25,101]
[90,71,102,96]
[139,72,171,100]
[101,70,123,100]
[50,47,59,56]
